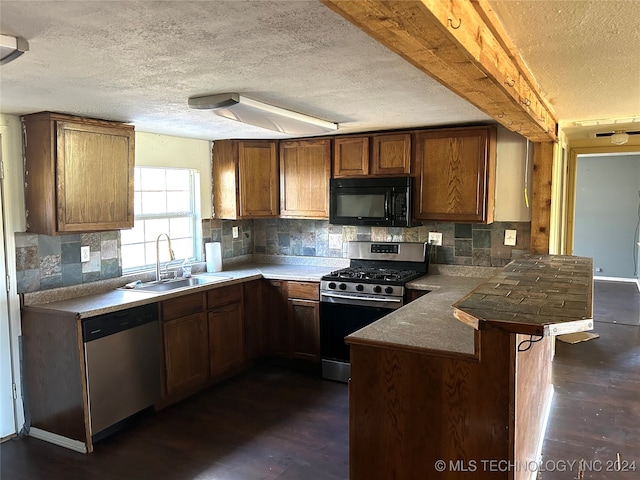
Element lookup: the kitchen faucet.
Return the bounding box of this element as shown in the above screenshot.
[156,233,175,281]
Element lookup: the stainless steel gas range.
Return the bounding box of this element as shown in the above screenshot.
[319,241,429,382]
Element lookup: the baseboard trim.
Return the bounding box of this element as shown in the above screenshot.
[594,275,637,283]
[29,427,87,454]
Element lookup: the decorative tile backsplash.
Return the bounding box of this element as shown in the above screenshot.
[16,219,530,293]
[16,232,121,293]
[249,219,530,267]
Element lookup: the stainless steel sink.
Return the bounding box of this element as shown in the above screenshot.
[120,275,232,293]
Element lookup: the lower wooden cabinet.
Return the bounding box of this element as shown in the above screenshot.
[208,302,244,377]
[263,280,289,356]
[287,282,320,362]
[288,298,320,361]
[163,312,209,396]
[161,284,245,401]
[243,280,265,361]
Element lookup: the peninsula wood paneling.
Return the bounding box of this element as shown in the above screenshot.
[349,324,515,480]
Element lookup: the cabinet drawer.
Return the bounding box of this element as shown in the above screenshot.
[162,292,204,321]
[287,281,319,301]
[207,284,243,309]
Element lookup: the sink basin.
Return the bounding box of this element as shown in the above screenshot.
[120,275,232,293]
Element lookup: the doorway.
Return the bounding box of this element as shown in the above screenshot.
[572,153,640,280]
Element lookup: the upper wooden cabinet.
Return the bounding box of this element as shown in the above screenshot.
[21,112,135,235]
[412,126,497,223]
[279,138,331,219]
[333,133,411,178]
[212,140,279,219]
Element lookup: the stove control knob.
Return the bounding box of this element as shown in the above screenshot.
[328,282,337,289]
[373,285,382,293]
[385,286,394,294]
[356,284,364,292]
[339,283,347,290]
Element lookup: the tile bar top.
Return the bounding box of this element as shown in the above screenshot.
[452,254,594,336]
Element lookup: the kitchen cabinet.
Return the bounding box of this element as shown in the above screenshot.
[333,133,411,177]
[212,139,279,219]
[21,111,135,235]
[243,280,265,362]
[263,280,289,357]
[207,284,244,378]
[287,281,320,362]
[370,133,411,176]
[279,138,331,218]
[161,293,209,396]
[412,125,496,223]
[333,136,369,177]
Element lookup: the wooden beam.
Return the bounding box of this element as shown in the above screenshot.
[530,142,555,253]
[321,0,558,143]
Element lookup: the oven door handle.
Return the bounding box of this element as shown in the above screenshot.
[321,292,403,303]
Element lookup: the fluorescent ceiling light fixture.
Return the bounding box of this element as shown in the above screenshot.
[188,93,338,136]
[0,34,29,65]
[610,131,629,145]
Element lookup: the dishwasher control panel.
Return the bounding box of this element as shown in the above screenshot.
[82,303,158,342]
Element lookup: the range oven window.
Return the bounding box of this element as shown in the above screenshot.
[320,302,394,363]
[336,193,386,219]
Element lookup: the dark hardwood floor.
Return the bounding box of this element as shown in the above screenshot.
[1,364,350,480]
[541,280,640,479]
[2,280,638,480]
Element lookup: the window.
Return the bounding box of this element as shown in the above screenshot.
[121,167,201,272]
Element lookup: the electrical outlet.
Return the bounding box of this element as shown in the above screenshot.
[504,229,517,246]
[232,226,239,239]
[428,232,442,246]
[81,246,91,262]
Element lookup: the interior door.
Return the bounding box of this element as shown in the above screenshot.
[0,136,17,438]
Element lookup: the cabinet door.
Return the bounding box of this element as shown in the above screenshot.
[333,136,369,177]
[413,126,496,223]
[371,133,411,176]
[243,280,265,362]
[238,141,279,217]
[263,280,289,356]
[288,299,320,362]
[163,313,209,396]
[211,139,240,219]
[280,139,331,218]
[208,303,244,377]
[57,121,134,232]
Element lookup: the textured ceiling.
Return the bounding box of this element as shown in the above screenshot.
[0,0,638,141]
[0,0,490,140]
[490,0,640,138]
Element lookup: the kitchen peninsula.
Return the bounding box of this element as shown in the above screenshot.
[347,254,593,480]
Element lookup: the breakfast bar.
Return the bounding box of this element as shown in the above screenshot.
[346,254,593,480]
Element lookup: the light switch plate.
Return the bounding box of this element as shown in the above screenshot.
[232,226,239,239]
[504,229,517,246]
[81,246,91,262]
[428,232,443,246]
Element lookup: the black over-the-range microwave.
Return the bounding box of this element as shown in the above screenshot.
[329,176,414,227]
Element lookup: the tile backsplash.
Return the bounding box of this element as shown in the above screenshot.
[16,231,121,293]
[16,219,530,293]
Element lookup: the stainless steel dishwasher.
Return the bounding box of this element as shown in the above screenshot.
[82,303,161,439]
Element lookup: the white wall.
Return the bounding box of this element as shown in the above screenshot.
[0,114,27,434]
[135,132,212,218]
[494,126,533,222]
